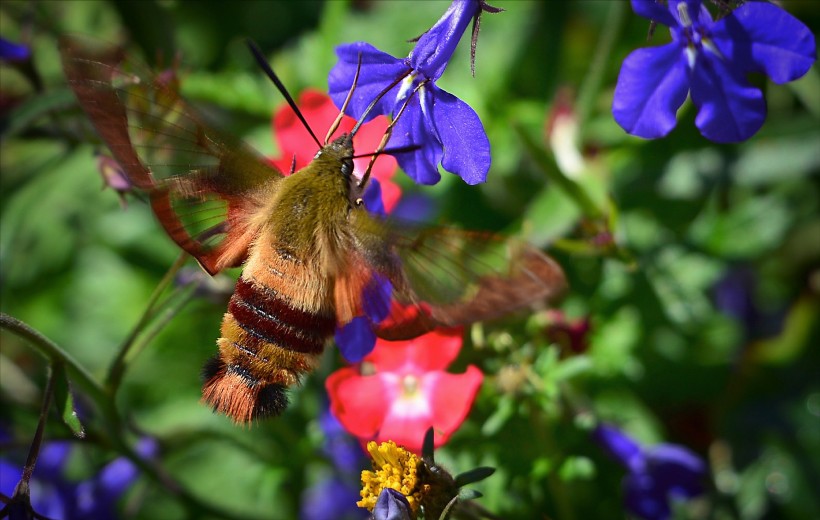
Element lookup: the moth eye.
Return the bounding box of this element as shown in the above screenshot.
[341,162,352,177]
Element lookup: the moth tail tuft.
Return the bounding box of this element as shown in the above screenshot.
[201,356,289,423]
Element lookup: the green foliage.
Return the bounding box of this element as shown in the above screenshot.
[1,1,819,519]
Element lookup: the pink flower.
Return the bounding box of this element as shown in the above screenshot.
[325,328,483,454]
[269,89,401,212]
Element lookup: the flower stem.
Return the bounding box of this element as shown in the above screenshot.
[575,0,627,135]
[105,252,188,392]
[0,312,269,520]
[528,405,575,520]
[16,366,55,495]
[125,284,199,365]
[0,313,109,414]
[515,124,603,220]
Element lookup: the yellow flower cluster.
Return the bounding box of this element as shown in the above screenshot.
[357,440,426,512]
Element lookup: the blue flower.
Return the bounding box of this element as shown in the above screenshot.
[593,424,706,520]
[713,266,787,344]
[372,488,413,520]
[0,37,31,62]
[0,438,157,520]
[300,408,368,520]
[613,0,816,143]
[328,0,498,185]
[300,477,367,520]
[318,408,367,476]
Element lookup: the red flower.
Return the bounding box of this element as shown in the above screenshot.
[270,89,401,212]
[325,328,483,454]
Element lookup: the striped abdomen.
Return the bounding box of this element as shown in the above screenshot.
[202,247,335,423]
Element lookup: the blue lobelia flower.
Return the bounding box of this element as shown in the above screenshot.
[0,37,31,62]
[372,488,413,520]
[0,438,157,520]
[300,477,367,520]
[613,0,816,143]
[593,424,706,520]
[300,408,368,520]
[328,0,499,185]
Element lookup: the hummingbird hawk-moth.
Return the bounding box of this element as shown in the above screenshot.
[60,37,566,423]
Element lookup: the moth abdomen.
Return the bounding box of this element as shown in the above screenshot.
[201,356,289,421]
[202,271,335,423]
[229,277,333,353]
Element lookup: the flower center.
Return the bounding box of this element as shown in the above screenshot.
[401,375,419,396]
[358,440,425,513]
[396,71,419,102]
[360,361,377,376]
[676,1,722,68]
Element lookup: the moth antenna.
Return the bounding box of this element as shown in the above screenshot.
[325,53,363,145]
[349,68,411,138]
[351,144,421,159]
[358,79,427,188]
[246,39,322,149]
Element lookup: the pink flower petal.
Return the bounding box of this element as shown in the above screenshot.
[368,327,463,372]
[272,89,354,171]
[325,368,387,438]
[428,366,483,442]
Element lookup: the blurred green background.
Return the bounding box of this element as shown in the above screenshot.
[1,1,819,519]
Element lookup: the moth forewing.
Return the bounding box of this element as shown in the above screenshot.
[348,213,568,341]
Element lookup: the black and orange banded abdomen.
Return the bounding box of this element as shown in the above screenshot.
[202,260,336,423]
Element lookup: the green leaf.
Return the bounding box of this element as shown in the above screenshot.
[52,362,86,438]
[454,467,496,488]
[481,395,515,436]
[458,489,483,501]
[558,456,596,482]
[3,88,78,138]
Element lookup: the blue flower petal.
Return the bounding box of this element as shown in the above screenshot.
[0,37,31,61]
[647,444,706,499]
[95,457,138,499]
[613,43,690,139]
[335,317,377,362]
[630,0,677,27]
[363,178,386,217]
[623,472,671,520]
[430,85,490,185]
[711,2,816,84]
[300,477,367,520]
[392,192,437,222]
[689,52,765,142]
[390,95,444,185]
[667,0,712,26]
[593,424,645,474]
[410,0,480,80]
[373,488,414,520]
[363,273,392,323]
[319,409,366,474]
[35,441,71,476]
[29,478,68,520]
[328,42,410,122]
[1,460,21,497]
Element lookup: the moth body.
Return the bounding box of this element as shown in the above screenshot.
[203,136,359,422]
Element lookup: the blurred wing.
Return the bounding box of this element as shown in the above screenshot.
[60,36,283,274]
[348,213,567,340]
